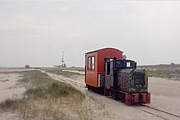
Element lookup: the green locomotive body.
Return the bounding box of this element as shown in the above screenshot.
[118,69,148,93]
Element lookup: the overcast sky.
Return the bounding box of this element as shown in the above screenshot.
[0,1,180,67]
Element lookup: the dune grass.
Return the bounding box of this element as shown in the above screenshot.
[138,64,180,80]
[0,70,85,120]
[60,67,85,72]
[45,69,84,78]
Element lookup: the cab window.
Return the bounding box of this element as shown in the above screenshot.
[88,56,95,70]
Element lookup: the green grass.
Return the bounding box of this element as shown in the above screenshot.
[45,69,84,78]
[0,70,85,120]
[147,69,180,79]
[138,64,180,80]
[61,67,85,71]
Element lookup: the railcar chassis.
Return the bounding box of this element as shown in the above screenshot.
[104,88,150,105]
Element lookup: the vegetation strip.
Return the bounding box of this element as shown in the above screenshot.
[45,69,84,78]
[0,70,85,120]
[138,64,180,80]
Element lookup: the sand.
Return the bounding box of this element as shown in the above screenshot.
[0,69,27,120]
[0,73,25,102]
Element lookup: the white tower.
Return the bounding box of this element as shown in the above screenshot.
[61,51,64,66]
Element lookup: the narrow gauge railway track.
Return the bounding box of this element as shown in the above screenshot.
[142,105,180,119]
[134,104,180,120]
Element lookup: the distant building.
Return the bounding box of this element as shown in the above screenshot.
[53,64,66,68]
[70,66,76,68]
[25,65,30,68]
[53,65,60,68]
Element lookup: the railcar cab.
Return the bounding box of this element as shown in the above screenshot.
[105,57,137,72]
[104,57,137,90]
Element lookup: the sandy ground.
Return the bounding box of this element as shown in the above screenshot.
[43,70,180,120]
[0,69,29,120]
[147,77,180,117]
[0,73,25,102]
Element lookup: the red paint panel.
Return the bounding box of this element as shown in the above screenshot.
[85,48,123,87]
[85,52,98,87]
[98,48,123,75]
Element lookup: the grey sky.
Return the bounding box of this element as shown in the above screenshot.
[0,1,180,67]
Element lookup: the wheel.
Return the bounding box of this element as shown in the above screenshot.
[87,85,91,90]
[104,88,107,96]
[112,91,118,100]
[101,88,104,95]
[120,93,125,103]
[139,94,143,104]
[98,88,104,95]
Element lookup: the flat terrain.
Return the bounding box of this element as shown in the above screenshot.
[138,64,180,80]
[0,67,180,120]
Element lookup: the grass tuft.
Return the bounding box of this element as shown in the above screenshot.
[0,99,18,109]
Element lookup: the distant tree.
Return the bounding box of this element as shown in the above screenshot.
[25,65,30,68]
[171,63,175,66]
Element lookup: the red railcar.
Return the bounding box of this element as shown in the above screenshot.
[85,48,150,105]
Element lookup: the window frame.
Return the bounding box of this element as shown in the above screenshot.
[88,56,95,70]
